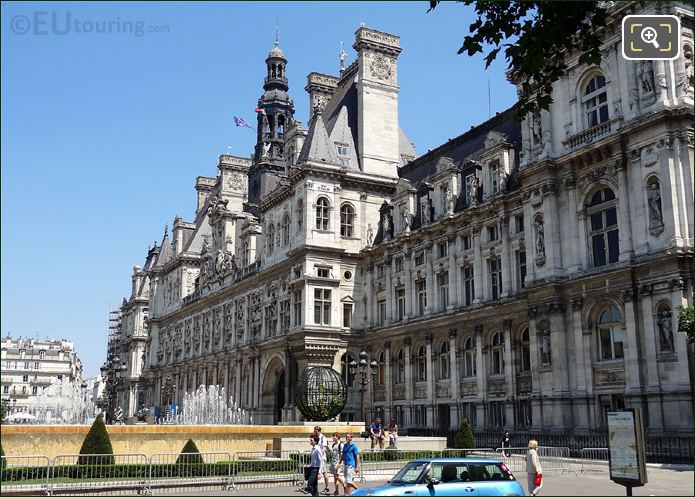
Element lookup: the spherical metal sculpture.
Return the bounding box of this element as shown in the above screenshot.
[295,367,347,421]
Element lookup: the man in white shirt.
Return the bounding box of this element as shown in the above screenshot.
[314,425,330,494]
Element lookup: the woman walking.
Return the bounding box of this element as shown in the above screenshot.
[526,439,543,496]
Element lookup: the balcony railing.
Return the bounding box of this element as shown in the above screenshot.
[562,116,623,150]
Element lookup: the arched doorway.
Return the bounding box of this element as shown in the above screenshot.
[274,372,285,424]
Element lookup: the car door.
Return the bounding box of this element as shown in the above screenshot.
[415,463,478,497]
[466,462,514,496]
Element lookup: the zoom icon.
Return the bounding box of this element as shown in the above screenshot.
[623,15,680,60]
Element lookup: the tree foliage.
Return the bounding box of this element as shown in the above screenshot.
[428,1,608,118]
[78,414,114,465]
[453,418,476,449]
[176,439,204,465]
[678,305,695,344]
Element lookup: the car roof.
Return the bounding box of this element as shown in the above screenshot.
[410,458,503,464]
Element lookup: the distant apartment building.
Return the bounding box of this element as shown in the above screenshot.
[1,336,83,412]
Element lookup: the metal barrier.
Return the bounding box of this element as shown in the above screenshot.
[440,448,496,459]
[360,449,436,479]
[231,450,302,489]
[147,451,233,493]
[51,453,149,495]
[0,455,51,495]
[493,447,571,474]
[580,448,609,473]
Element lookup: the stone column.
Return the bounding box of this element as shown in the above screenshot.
[670,284,692,431]
[548,302,570,430]
[639,287,663,432]
[527,307,542,430]
[502,319,514,428]
[448,235,459,309]
[235,358,242,406]
[565,177,582,272]
[425,334,434,425]
[425,244,435,315]
[284,347,292,411]
[448,330,460,429]
[616,163,634,261]
[404,337,413,424]
[474,325,486,429]
[404,252,413,319]
[384,342,393,410]
[500,217,512,297]
[570,299,589,431]
[365,263,375,327]
[253,354,261,408]
[622,289,642,393]
[385,259,394,324]
[473,227,484,304]
[522,200,536,284]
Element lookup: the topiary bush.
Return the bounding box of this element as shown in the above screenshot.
[78,414,114,465]
[453,419,476,449]
[176,439,204,465]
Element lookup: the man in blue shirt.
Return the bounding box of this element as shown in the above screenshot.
[339,433,361,495]
[369,417,384,449]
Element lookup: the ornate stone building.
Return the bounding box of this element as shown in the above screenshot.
[113,2,693,436]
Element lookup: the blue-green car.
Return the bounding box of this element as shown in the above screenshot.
[352,458,525,496]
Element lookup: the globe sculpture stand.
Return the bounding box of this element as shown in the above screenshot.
[295,367,347,422]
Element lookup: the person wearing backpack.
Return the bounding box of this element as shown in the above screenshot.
[329,433,346,495]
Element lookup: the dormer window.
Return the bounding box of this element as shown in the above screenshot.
[336,143,350,167]
[317,267,330,278]
[490,161,500,195]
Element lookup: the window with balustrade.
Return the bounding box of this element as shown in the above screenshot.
[597,306,624,361]
[587,187,619,267]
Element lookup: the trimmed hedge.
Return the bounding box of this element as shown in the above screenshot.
[78,414,114,465]
[176,439,203,465]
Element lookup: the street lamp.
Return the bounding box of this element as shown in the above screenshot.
[99,357,127,424]
[349,350,378,429]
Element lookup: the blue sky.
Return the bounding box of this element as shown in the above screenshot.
[1,1,517,377]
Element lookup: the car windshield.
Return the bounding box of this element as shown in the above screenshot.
[390,462,428,484]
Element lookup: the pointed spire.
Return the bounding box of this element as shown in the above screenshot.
[163,224,169,239]
[297,109,339,165]
[275,17,279,46]
[339,41,347,75]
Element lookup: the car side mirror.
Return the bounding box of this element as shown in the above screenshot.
[426,478,440,487]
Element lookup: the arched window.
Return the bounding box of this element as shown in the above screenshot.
[587,187,619,267]
[266,223,274,255]
[598,306,624,361]
[341,354,355,388]
[396,349,405,384]
[491,332,504,375]
[316,197,330,230]
[282,214,290,246]
[656,303,674,353]
[378,351,385,386]
[416,346,427,382]
[464,337,476,377]
[519,328,531,372]
[582,74,608,127]
[276,223,282,247]
[297,200,304,229]
[439,341,450,380]
[340,204,355,237]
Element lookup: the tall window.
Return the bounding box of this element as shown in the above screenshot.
[282,214,290,246]
[464,337,476,377]
[517,400,531,429]
[463,266,474,306]
[588,187,619,267]
[515,214,525,233]
[464,174,474,205]
[341,354,355,388]
[396,349,405,384]
[490,258,502,300]
[266,223,275,255]
[336,143,350,168]
[491,332,504,374]
[394,257,404,272]
[463,234,472,250]
[489,401,505,428]
[416,346,427,382]
[396,288,406,321]
[490,161,500,195]
[598,306,624,360]
[416,280,427,316]
[439,341,450,379]
[343,303,353,328]
[488,225,499,242]
[39,350,46,359]
[519,328,531,372]
[583,74,608,127]
[313,289,331,325]
[517,250,527,290]
[340,204,355,237]
[378,352,385,385]
[297,200,304,229]
[293,289,303,326]
[437,272,449,311]
[280,300,290,332]
[378,300,387,325]
[316,197,330,230]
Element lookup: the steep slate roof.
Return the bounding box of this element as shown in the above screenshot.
[155,229,174,268]
[297,111,339,165]
[399,106,521,188]
[326,106,359,170]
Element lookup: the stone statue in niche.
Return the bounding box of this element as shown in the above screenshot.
[534,218,545,256]
[639,61,655,93]
[469,176,479,205]
[366,224,374,246]
[445,189,454,214]
[647,182,663,224]
[420,201,430,225]
[540,330,552,367]
[402,206,411,233]
[499,171,509,193]
[261,142,271,159]
[383,214,391,240]
[532,112,543,145]
[657,310,674,352]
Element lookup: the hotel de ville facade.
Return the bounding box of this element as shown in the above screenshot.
[109,1,694,437]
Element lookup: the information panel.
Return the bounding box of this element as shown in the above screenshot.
[607,409,647,489]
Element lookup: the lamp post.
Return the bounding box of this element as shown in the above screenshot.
[349,350,378,429]
[100,356,127,424]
